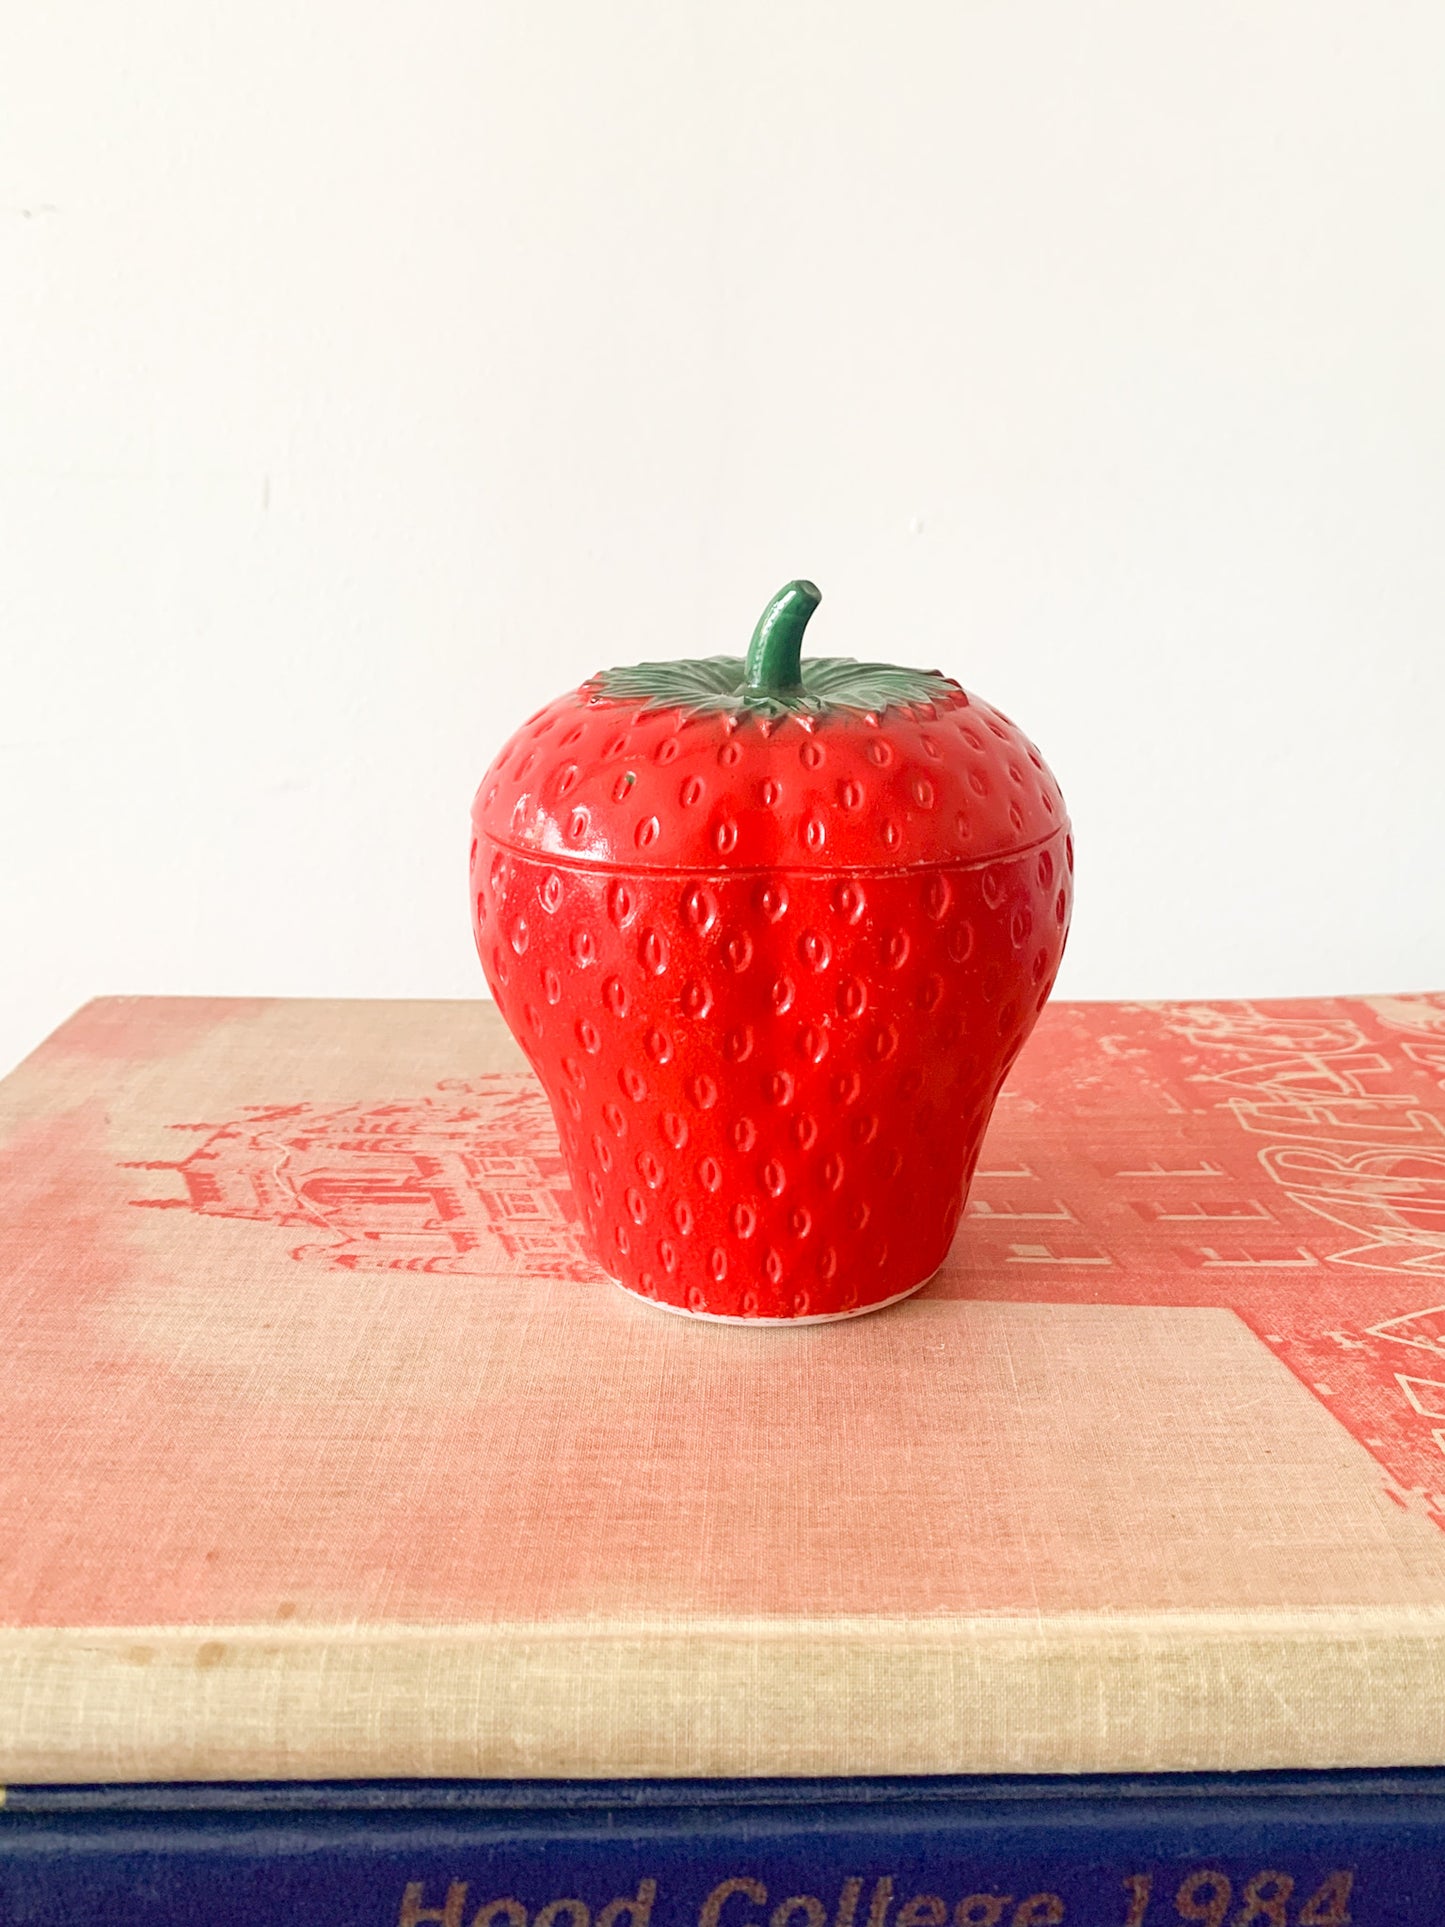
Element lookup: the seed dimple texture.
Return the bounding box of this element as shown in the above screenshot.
[756,881,789,923]
[722,931,754,972]
[799,930,831,972]
[724,1026,754,1064]
[472,821,1071,1317]
[602,976,628,1016]
[683,884,718,932]
[682,979,713,1018]
[799,1025,828,1065]
[834,880,867,924]
[645,1022,670,1063]
[869,1024,899,1061]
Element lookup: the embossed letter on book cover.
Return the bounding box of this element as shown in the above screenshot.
[2,992,1445,1782]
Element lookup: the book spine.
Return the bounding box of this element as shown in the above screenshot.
[0,1795,1439,1927]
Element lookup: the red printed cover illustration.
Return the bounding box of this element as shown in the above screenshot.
[113,994,1445,1525]
[126,1079,592,1282]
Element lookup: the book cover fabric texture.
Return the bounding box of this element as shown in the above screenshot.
[3,992,1445,1782]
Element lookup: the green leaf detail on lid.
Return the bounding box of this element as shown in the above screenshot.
[590,581,959,721]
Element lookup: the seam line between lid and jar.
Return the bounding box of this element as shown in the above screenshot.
[476,824,1070,880]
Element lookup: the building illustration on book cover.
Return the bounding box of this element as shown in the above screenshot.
[125,1078,592,1281]
[119,992,1445,1527]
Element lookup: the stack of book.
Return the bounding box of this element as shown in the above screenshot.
[3,991,1444,1923]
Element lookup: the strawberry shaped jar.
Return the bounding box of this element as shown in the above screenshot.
[470,581,1072,1322]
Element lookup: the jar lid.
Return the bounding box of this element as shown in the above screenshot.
[472,581,1068,874]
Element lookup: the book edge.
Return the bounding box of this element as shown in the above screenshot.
[5,1611,1445,1782]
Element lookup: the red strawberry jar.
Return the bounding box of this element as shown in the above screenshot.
[470,581,1072,1322]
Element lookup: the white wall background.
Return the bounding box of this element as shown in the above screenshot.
[4,1,1443,1076]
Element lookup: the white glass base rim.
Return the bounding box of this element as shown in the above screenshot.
[609,1271,935,1325]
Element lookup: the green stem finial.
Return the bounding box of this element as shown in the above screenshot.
[744,580,822,695]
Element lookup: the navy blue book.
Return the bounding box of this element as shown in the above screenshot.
[1,1770,1439,1927]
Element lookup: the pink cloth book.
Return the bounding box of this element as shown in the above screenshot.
[3,992,1445,1783]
